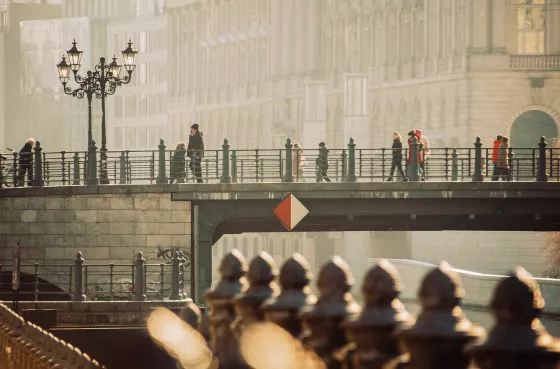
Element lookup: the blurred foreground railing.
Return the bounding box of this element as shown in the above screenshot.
[0,251,189,302]
[0,303,104,368]
[152,251,560,369]
[1,136,558,187]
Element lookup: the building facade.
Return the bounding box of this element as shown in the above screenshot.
[0,0,61,151]
[167,0,560,286]
[106,15,168,150]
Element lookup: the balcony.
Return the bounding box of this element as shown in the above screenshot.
[510,54,560,71]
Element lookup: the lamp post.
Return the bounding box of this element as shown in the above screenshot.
[57,39,137,184]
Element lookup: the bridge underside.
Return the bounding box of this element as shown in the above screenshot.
[174,183,560,302]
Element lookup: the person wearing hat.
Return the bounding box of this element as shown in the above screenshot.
[187,123,205,183]
[315,142,331,182]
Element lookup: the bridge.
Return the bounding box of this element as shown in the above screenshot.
[2,180,560,301]
[1,136,558,186]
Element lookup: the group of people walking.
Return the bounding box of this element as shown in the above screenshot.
[387,129,431,181]
[291,142,332,182]
[169,124,204,184]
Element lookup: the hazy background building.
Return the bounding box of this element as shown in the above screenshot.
[1,0,560,288]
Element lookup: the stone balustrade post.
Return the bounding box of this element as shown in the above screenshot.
[537,136,548,182]
[73,252,86,302]
[396,262,485,369]
[346,137,357,182]
[343,260,413,369]
[119,151,126,185]
[409,136,420,182]
[156,139,167,184]
[169,250,182,300]
[467,267,560,369]
[451,149,459,181]
[283,138,295,183]
[231,252,279,337]
[473,137,484,182]
[73,152,80,185]
[300,256,361,368]
[87,140,99,186]
[204,249,248,369]
[32,141,44,187]
[221,139,232,184]
[263,253,317,337]
[133,252,147,301]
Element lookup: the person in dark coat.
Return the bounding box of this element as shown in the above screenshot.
[187,123,204,183]
[387,132,406,181]
[169,142,187,184]
[315,142,331,182]
[17,138,35,187]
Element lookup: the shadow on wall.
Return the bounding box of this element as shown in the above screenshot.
[0,272,70,301]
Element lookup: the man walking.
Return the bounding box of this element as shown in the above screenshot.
[187,124,204,183]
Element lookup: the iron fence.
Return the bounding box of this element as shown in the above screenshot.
[0,251,189,302]
[1,137,558,187]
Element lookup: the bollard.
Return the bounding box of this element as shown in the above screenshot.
[262,253,317,337]
[231,252,279,336]
[221,139,232,183]
[156,139,167,184]
[283,138,295,183]
[346,137,357,182]
[408,136,420,182]
[133,252,147,301]
[468,267,560,369]
[300,256,361,368]
[537,137,548,182]
[119,151,126,185]
[343,260,413,369]
[396,262,485,369]
[204,249,248,369]
[169,250,182,300]
[87,140,99,186]
[73,152,80,185]
[73,252,86,302]
[451,149,459,181]
[32,141,44,187]
[473,137,484,182]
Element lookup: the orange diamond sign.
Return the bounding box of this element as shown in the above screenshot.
[273,193,309,231]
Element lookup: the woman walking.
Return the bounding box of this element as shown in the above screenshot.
[169,142,187,184]
[316,142,331,182]
[496,136,511,181]
[292,142,306,181]
[387,132,406,181]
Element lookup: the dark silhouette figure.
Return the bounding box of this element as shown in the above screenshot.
[169,142,187,184]
[316,142,331,182]
[17,138,34,187]
[387,132,406,181]
[187,123,204,183]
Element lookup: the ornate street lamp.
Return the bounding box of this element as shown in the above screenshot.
[56,39,137,185]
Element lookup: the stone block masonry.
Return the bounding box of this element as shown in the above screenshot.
[0,192,191,265]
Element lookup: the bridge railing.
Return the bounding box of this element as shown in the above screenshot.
[157,250,560,369]
[0,251,190,302]
[1,136,558,187]
[0,303,105,368]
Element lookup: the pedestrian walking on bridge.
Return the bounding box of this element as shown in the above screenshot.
[387,132,406,181]
[187,124,204,183]
[316,142,331,182]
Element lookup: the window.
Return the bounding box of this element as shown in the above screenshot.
[114,96,122,117]
[138,126,147,148]
[139,94,147,116]
[139,31,147,53]
[114,127,123,149]
[148,93,157,115]
[516,0,546,54]
[125,95,137,117]
[125,126,137,149]
[0,11,8,30]
[139,63,146,85]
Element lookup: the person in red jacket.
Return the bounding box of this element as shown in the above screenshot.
[491,135,503,181]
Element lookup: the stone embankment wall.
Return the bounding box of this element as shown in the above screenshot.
[0,192,191,262]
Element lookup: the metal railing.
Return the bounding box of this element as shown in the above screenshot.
[0,250,190,302]
[1,136,558,187]
[0,304,105,368]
